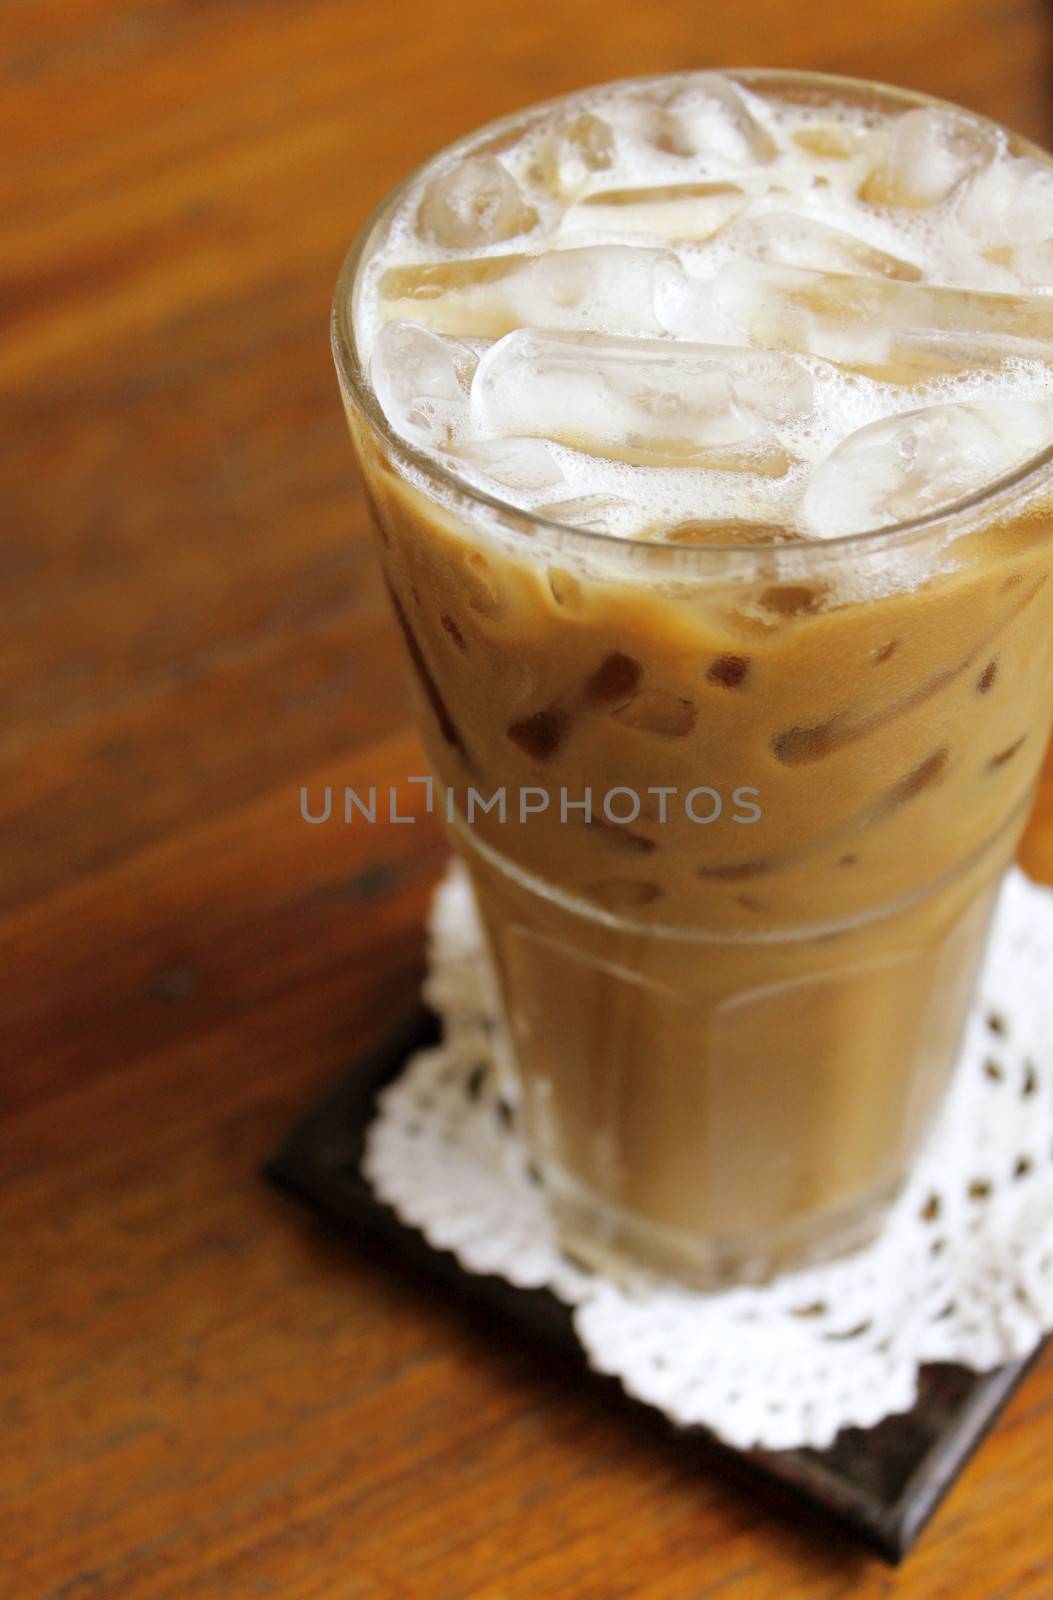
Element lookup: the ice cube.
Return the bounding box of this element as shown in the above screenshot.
[559,182,747,243]
[378,254,531,336]
[416,155,538,248]
[520,246,683,337]
[470,329,811,471]
[583,652,644,706]
[688,75,777,164]
[535,493,632,531]
[683,75,779,164]
[955,157,1053,284]
[803,400,1053,536]
[614,689,697,737]
[531,112,615,198]
[369,320,475,449]
[625,75,777,165]
[859,107,997,208]
[377,245,683,338]
[452,435,564,490]
[653,273,741,344]
[547,565,583,607]
[657,518,800,546]
[791,123,867,161]
[739,211,922,281]
[957,156,1053,243]
[584,879,663,909]
[715,263,1053,377]
[627,95,696,159]
[996,241,1053,287]
[714,263,892,366]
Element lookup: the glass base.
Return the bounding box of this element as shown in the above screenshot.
[545,1165,902,1290]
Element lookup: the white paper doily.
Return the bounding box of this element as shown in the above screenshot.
[363,862,1053,1450]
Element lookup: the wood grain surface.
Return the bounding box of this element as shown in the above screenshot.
[4,2,1053,1595]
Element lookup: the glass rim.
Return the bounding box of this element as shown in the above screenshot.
[331,66,1053,570]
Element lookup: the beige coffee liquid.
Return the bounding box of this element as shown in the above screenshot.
[341,73,1053,1284]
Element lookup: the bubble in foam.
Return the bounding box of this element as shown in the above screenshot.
[803,399,1053,536]
[470,329,812,472]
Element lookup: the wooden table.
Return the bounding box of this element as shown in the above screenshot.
[5,2,1053,1594]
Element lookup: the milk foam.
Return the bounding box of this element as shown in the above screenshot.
[353,75,1053,542]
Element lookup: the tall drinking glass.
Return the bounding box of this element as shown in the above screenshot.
[332,71,1053,1286]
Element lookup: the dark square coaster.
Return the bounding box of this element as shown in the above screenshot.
[265,1007,1041,1563]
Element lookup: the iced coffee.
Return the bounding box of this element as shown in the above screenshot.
[333,72,1053,1285]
